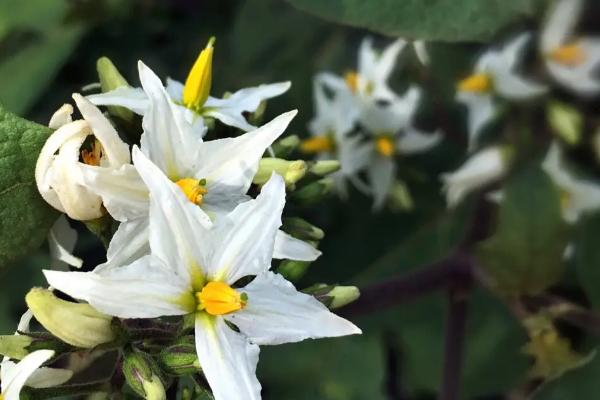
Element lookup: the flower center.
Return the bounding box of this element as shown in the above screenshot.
[549,43,586,67]
[196,281,247,316]
[457,73,493,93]
[81,139,103,166]
[183,37,215,111]
[300,135,334,154]
[375,136,395,157]
[175,178,208,205]
[559,188,572,211]
[344,70,359,93]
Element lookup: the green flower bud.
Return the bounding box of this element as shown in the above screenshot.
[253,158,306,186]
[282,217,324,241]
[303,284,360,309]
[271,135,300,158]
[387,180,414,212]
[308,160,341,177]
[277,260,312,283]
[96,56,134,122]
[158,336,200,376]
[0,334,32,360]
[123,349,166,400]
[26,288,115,348]
[291,178,334,206]
[547,101,583,146]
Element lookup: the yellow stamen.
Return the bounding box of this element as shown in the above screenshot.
[457,73,493,93]
[344,70,359,93]
[300,135,334,154]
[196,281,247,316]
[183,37,215,110]
[175,178,208,205]
[81,139,102,166]
[375,136,395,157]
[549,43,586,67]
[559,189,571,211]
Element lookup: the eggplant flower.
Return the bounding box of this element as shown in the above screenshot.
[0,350,57,399]
[81,62,318,271]
[35,98,131,221]
[360,87,442,209]
[44,152,361,400]
[441,146,513,207]
[542,142,600,223]
[88,38,290,132]
[541,0,600,96]
[457,33,547,151]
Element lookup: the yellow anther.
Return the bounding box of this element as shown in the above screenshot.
[81,139,102,166]
[183,37,215,110]
[196,281,247,316]
[549,43,586,67]
[344,70,360,93]
[175,178,208,205]
[559,189,572,211]
[375,136,395,157]
[457,73,493,93]
[300,135,334,154]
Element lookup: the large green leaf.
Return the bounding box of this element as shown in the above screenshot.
[574,212,600,310]
[283,0,546,42]
[476,166,569,297]
[0,104,57,268]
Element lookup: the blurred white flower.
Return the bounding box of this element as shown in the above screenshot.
[88,38,290,132]
[542,142,600,223]
[35,95,131,221]
[441,146,512,207]
[44,157,360,400]
[413,40,430,66]
[541,0,600,96]
[0,350,59,399]
[457,33,547,151]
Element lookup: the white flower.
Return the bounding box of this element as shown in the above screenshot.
[456,33,547,151]
[35,96,131,221]
[541,0,600,96]
[44,151,361,400]
[0,350,57,399]
[87,38,290,132]
[360,87,442,209]
[542,142,600,223]
[80,62,318,271]
[441,146,512,207]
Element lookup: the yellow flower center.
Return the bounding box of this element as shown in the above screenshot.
[344,70,359,93]
[183,37,215,111]
[196,281,247,316]
[175,178,208,205]
[375,136,395,157]
[549,43,586,67]
[300,135,334,154]
[559,188,572,211]
[81,139,103,166]
[457,73,493,93]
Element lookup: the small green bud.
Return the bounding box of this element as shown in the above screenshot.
[123,349,166,400]
[272,135,300,158]
[387,180,414,212]
[308,160,341,177]
[0,334,32,360]
[254,158,307,186]
[96,56,134,122]
[158,336,200,376]
[26,288,115,348]
[547,101,583,146]
[248,100,267,126]
[291,178,334,206]
[277,260,312,282]
[303,284,360,309]
[282,217,324,241]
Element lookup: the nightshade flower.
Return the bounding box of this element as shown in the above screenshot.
[88,38,290,132]
[457,33,547,151]
[0,350,56,400]
[44,150,361,400]
[80,62,319,271]
[541,0,600,96]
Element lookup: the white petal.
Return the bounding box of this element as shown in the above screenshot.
[44,255,193,319]
[194,315,260,400]
[165,78,184,100]
[209,174,286,284]
[273,230,321,261]
[316,72,352,94]
[25,367,73,389]
[368,155,396,211]
[498,32,531,70]
[373,38,406,81]
[456,92,496,152]
[360,86,421,134]
[2,350,54,400]
[397,128,442,154]
[309,78,357,138]
[86,86,149,115]
[494,71,548,100]
[546,39,600,97]
[413,40,430,66]
[48,104,73,129]
[203,82,291,131]
[541,0,583,52]
[95,218,150,273]
[48,216,83,270]
[338,136,372,175]
[194,111,296,195]
[227,271,361,345]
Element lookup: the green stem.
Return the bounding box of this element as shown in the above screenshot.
[22,381,110,399]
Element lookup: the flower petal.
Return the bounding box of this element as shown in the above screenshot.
[273,230,321,261]
[456,92,496,152]
[367,155,396,211]
[48,216,82,270]
[2,350,54,400]
[541,0,583,52]
[95,218,150,273]
[397,128,442,154]
[86,86,149,115]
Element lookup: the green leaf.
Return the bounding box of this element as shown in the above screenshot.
[476,166,569,297]
[284,0,545,42]
[0,104,58,268]
[574,212,600,310]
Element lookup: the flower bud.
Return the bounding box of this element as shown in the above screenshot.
[253,158,307,186]
[277,260,312,282]
[303,284,360,309]
[282,217,324,241]
[308,160,341,177]
[158,336,200,376]
[291,178,334,206]
[26,288,115,348]
[272,135,300,158]
[0,334,32,360]
[387,180,414,212]
[97,56,134,122]
[183,37,215,110]
[123,349,166,400]
[547,101,582,146]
